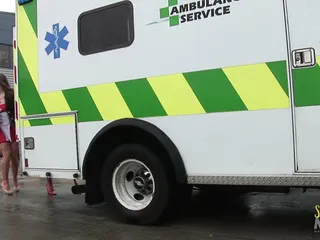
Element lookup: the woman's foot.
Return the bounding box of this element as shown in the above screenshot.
[1,180,12,195]
[13,178,20,192]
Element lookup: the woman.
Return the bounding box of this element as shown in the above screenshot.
[0,73,19,194]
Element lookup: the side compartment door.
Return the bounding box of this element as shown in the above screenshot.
[21,112,80,177]
[287,0,320,172]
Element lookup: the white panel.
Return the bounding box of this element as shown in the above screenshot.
[25,109,293,179]
[295,107,320,171]
[37,0,287,92]
[78,109,294,176]
[286,0,320,53]
[22,116,78,170]
[287,0,320,171]
[149,110,294,175]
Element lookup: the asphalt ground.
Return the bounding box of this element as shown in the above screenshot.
[0,176,320,240]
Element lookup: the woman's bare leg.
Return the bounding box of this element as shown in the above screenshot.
[0,142,12,193]
[10,142,19,190]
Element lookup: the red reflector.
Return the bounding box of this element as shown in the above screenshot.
[15,101,19,120]
[25,158,29,168]
[13,40,16,49]
[13,65,17,84]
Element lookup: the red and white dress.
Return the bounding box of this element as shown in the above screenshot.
[0,102,16,143]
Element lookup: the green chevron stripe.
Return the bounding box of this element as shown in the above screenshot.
[23,0,37,36]
[18,60,292,126]
[18,50,51,126]
[116,79,167,118]
[62,87,103,122]
[293,64,320,107]
[184,69,247,112]
[267,60,289,96]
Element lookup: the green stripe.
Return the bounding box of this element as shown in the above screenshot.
[116,79,167,118]
[21,58,320,127]
[293,64,320,107]
[184,69,247,112]
[62,87,103,122]
[23,0,37,36]
[267,61,289,96]
[18,50,51,126]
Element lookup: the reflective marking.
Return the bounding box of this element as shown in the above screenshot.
[148,74,205,115]
[19,102,30,127]
[40,91,73,124]
[88,83,133,120]
[224,63,289,110]
[49,115,74,125]
[17,6,38,89]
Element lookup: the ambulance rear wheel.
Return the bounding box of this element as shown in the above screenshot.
[100,143,171,225]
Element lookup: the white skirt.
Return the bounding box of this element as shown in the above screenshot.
[0,112,12,142]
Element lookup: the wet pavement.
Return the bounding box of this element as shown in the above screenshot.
[0,177,320,240]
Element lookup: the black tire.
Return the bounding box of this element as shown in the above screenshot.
[173,183,193,209]
[100,143,171,225]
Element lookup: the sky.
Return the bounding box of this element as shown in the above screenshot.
[0,0,15,13]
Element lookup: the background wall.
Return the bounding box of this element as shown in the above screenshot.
[0,11,15,87]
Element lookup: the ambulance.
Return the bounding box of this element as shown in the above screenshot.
[14,0,320,224]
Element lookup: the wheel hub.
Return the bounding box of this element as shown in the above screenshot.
[133,169,153,195]
[133,176,145,190]
[112,159,155,211]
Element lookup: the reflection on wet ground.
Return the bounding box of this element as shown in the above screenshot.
[0,177,320,240]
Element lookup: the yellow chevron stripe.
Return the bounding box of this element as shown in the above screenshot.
[19,102,26,117]
[18,5,73,121]
[13,45,17,67]
[317,55,320,65]
[223,63,289,110]
[148,74,205,115]
[17,6,38,89]
[14,85,18,102]
[51,115,75,125]
[40,91,73,124]
[19,102,30,127]
[15,120,19,134]
[88,83,133,120]
[13,39,18,100]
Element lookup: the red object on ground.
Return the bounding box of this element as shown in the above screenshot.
[45,177,57,195]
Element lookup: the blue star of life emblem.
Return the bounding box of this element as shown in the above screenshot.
[45,23,69,59]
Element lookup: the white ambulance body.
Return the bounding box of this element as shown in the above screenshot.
[15,0,320,224]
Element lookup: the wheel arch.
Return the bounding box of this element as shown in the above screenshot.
[82,118,187,204]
